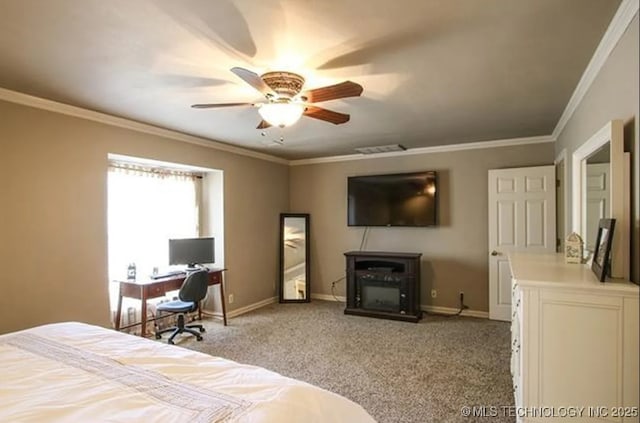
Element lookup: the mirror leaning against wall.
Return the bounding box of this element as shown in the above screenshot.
[572,119,630,280]
[279,213,310,303]
[584,143,610,253]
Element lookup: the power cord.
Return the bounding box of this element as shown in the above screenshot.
[329,226,368,303]
[424,292,470,318]
[424,307,463,318]
[330,276,346,302]
[359,227,370,251]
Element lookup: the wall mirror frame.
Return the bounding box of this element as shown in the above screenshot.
[279,213,310,303]
[572,119,630,279]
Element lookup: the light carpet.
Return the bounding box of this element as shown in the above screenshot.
[176,300,514,423]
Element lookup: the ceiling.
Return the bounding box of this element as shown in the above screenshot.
[0,0,620,160]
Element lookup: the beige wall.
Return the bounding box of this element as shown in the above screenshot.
[555,13,639,283]
[1,15,635,333]
[0,99,288,334]
[289,143,554,312]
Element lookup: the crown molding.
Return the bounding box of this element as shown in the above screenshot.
[552,0,639,140]
[4,0,635,170]
[289,135,555,166]
[0,87,289,165]
[1,86,556,168]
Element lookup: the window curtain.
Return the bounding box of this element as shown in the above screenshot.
[107,163,200,316]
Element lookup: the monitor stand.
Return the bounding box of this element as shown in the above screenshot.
[186,263,209,272]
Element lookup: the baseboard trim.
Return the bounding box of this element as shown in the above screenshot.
[203,296,278,320]
[228,296,278,318]
[421,305,489,319]
[312,293,347,302]
[312,294,489,318]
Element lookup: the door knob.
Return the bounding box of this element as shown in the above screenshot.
[491,250,499,256]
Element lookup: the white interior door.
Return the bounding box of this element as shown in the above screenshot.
[488,166,556,321]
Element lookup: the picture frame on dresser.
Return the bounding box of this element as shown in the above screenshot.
[592,218,616,282]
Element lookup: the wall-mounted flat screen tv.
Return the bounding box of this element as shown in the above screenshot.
[347,171,437,227]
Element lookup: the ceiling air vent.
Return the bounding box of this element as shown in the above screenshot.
[354,144,407,154]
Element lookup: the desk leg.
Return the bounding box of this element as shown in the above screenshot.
[115,290,123,331]
[140,293,148,337]
[219,278,227,326]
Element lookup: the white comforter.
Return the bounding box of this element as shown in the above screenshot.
[0,322,375,422]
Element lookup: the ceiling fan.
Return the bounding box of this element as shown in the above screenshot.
[191,67,363,129]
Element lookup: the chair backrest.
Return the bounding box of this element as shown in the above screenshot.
[178,270,209,303]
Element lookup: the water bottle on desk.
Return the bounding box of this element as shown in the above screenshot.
[127,263,137,281]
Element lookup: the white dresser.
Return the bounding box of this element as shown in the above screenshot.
[509,253,639,422]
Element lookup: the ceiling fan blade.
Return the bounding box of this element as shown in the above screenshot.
[256,120,272,129]
[303,105,351,125]
[231,67,276,97]
[300,81,363,103]
[191,102,253,109]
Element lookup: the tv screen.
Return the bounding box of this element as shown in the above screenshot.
[347,171,437,227]
[169,237,215,267]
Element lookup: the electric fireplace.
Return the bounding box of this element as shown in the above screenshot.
[344,251,422,322]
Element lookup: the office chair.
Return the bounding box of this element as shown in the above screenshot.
[155,269,209,344]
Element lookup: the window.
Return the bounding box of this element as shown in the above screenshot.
[107,162,201,310]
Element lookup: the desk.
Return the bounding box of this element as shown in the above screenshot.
[114,268,227,337]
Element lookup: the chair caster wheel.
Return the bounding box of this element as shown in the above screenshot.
[199,327,205,333]
[196,336,203,341]
[168,340,175,345]
[155,334,161,340]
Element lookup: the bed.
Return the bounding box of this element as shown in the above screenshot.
[0,322,375,422]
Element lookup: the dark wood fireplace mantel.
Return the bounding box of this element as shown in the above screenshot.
[344,251,422,322]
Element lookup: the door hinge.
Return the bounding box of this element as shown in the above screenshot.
[556,179,560,188]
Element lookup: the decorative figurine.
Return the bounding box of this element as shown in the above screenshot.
[565,232,583,264]
[127,262,137,281]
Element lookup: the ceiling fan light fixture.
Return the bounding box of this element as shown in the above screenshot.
[258,102,304,127]
[192,67,363,127]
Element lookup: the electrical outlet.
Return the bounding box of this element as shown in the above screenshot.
[228,294,234,304]
[431,289,437,298]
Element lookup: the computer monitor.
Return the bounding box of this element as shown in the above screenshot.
[169,237,215,270]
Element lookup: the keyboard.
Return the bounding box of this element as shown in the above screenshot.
[150,270,185,279]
